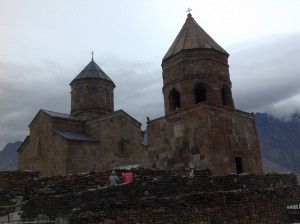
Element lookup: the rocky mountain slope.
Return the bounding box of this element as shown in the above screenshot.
[0,141,21,171]
[255,112,300,174]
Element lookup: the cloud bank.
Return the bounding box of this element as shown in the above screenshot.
[229,33,300,117]
[1,33,300,149]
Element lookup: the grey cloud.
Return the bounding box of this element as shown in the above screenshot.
[0,61,72,149]
[1,34,300,149]
[100,57,164,127]
[229,33,300,116]
[0,58,164,149]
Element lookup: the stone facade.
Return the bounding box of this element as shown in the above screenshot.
[70,78,115,120]
[19,12,262,177]
[68,111,145,173]
[18,112,74,176]
[18,110,144,177]
[147,103,261,174]
[18,60,144,177]
[162,49,234,115]
[147,13,262,174]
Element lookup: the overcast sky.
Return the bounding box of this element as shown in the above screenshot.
[1,0,300,150]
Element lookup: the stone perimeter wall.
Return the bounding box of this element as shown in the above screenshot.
[0,170,299,223]
[0,171,39,198]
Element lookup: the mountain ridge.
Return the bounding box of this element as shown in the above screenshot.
[255,112,300,174]
[0,141,22,171]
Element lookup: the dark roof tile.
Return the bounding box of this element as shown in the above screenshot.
[42,110,81,121]
[71,60,114,85]
[53,129,97,142]
[164,13,228,60]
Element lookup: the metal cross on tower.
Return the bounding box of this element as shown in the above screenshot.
[186,8,192,14]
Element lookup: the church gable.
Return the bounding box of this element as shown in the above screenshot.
[19,109,89,176]
[17,135,29,154]
[29,109,80,126]
[86,109,141,128]
[83,109,144,169]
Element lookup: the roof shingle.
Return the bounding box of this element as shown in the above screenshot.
[53,129,97,142]
[71,60,114,85]
[42,110,81,121]
[163,13,228,60]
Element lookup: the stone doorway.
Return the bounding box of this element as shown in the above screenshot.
[235,157,244,174]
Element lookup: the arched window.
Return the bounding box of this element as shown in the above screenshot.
[169,89,181,111]
[37,136,42,157]
[78,89,84,105]
[221,86,231,106]
[118,138,126,157]
[195,84,207,104]
[102,89,108,106]
[89,87,98,106]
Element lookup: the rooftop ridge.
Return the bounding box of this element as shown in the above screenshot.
[41,109,81,121]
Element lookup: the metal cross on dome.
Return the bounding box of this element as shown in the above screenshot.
[186,8,192,14]
[91,51,94,61]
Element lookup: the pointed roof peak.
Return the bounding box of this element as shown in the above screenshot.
[163,13,228,60]
[186,7,193,19]
[71,59,115,85]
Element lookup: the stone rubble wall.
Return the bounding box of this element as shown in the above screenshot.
[0,170,299,223]
[0,171,39,198]
[0,170,39,216]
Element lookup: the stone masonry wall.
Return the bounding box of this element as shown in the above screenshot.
[0,170,299,223]
[82,112,143,171]
[18,113,74,177]
[0,171,39,216]
[162,49,233,115]
[147,103,262,174]
[0,171,39,198]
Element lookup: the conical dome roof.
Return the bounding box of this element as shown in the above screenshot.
[163,13,228,60]
[71,59,115,86]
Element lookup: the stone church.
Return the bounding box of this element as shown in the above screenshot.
[18,12,262,177]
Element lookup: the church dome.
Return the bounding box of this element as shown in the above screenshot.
[70,58,116,119]
[71,59,115,86]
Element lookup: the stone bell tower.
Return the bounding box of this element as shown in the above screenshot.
[147,12,262,175]
[162,12,234,115]
[70,57,115,120]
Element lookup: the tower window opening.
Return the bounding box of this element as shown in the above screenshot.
[221,86,231,106]
[37,137,42,157]
[235,157,244,174]
[102,90,107,106]
[195,85,207,103]
[78,89,84,105]
[169,89,181,111]
[118,138,126,157]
